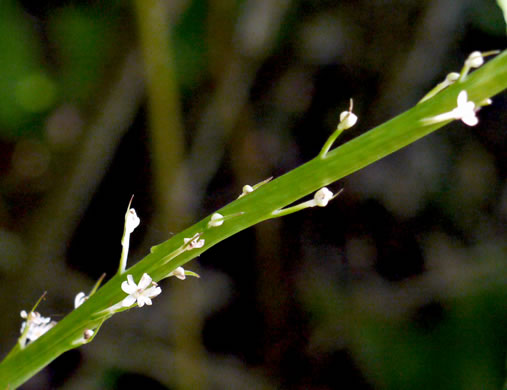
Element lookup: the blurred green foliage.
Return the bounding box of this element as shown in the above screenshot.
[0,1,52,137]
[48,6,114,103]
[172,0,209,90]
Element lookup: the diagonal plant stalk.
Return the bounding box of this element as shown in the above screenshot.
[0,50,506,389]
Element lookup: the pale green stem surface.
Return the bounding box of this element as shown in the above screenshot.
[0,50,506,389]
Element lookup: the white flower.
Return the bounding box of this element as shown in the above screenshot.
[450,91,479,126]
[445,72,460,83]
[465,51,484,69]
[238,184,254,198]
[337,99,358,131]
[184,233,205,250]
[242,184,254,194]
[121,273,162,308]
[208,213,224,227]
[20,310,56,345]
[422,90,478,127]
[169,266,186,280]
[339,110,358,130]
[313,187,333,207]
[125,208,140,234]
[74,292,87,308]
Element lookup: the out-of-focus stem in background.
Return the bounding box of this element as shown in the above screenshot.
[133,1,204,389]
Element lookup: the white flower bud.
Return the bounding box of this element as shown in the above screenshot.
[238,184,254,198]
[208,213,224,227]
[170,267,186,280]
[445,72,460,82]
[83,329,94,340]
[466,51,484,69]
[339,110,358,130]
[125,208,140,234]
[314,187,333,207]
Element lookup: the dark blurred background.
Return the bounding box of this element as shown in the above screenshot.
[0,0,506,389]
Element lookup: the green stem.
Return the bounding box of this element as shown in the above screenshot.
[318,126,346,157]
[0,50,506,389]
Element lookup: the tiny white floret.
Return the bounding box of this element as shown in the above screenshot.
[242,185,253,194]
[125,208,140,234]
[20,310,56,345]
[465,51,484,69]
[339,110,358,130]
[446,72,460,83]
[208,213,224,227]
[83,329,94,340]
[169,266,186,280]
[422,90,478,127]
[314,187,333,207]
[454,91,478,126]
[74,292,87,308]
[238,184,254,198]
[184,234,205,250]
[121,273,162,308]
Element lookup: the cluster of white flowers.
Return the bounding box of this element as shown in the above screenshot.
[19,310,56,346]
[421,50,498,126]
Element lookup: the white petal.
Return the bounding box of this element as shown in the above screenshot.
[457,91,468,107]
[74,292,87,308]
[462,113,478,126]
[144,286,161,299]
[121,280,136,294]
[122,295,137,307]
[137,296,149,307]
[463,101,475,114]
[138,273,152,289]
